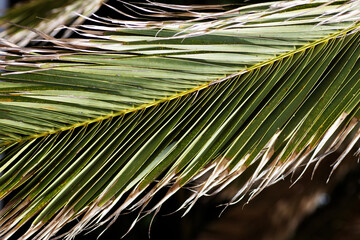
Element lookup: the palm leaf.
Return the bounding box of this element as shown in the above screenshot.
[1,0,360,239]
[0,0,105,46]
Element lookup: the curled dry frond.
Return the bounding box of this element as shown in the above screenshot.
[1,0,360,239]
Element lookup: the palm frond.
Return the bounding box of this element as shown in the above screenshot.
[0,0,105,46]
[1,0,360,239]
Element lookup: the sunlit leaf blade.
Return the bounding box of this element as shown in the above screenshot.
[0,0,360,239]
[0,0,105,46]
